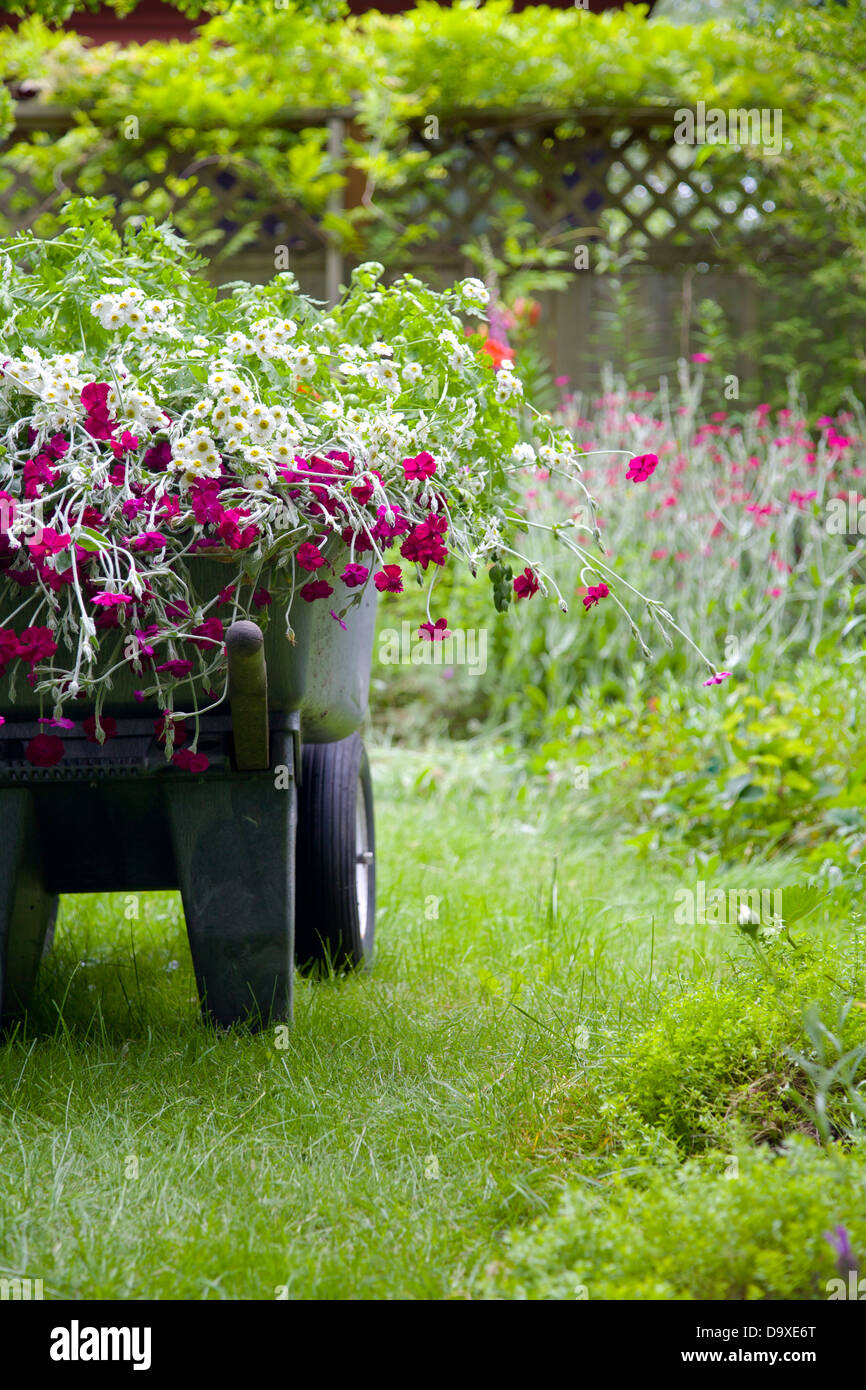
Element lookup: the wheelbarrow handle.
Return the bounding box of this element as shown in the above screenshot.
[226,619,270,771]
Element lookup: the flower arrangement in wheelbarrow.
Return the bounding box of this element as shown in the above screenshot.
[0,199,723,771]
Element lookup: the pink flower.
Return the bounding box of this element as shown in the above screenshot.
[109,430,139,458]
[38,716,75,730]
[300,579,334,602]
[130,530,168,552]
[399,514,449,569]
[514,567,539,600]
[25,733,64,767]
[188,617,224,649]
[350,472,381,506]
[15,626,57,665]
[402,451,437,481]
[690,352,711,363]
[296,542,326,571]
[155,659,194,679]
[27,526,71,559]
[92,592,134,609]
[172,748,209,773]
[373,565,404,594]
[789,489,817,509]
[702,671,731,687]
[341,562,369,588]
[83,715,117,743]
[217,586,236,605]
[144,439,172,471]
[252,588,272,608]
[626,454,658,483]
[419,618,450,641]
[154,715,187,746]
[582,583,609,610]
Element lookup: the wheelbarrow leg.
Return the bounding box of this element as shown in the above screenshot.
[163,736,296,1029]
[0,789,56,1029]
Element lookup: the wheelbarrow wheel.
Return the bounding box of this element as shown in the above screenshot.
[295,733,375,973]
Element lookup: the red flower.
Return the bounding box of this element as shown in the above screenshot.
[172,748,209,773]
[92,593,134,609]
[0,627,20,672]
[27,526,71,559]
[155,659,194,679]
[252,588,272,608]
[626,454,658,483]
[296,542,326,571]
[188,617,224,649]
[402,452,437,482]
[419,618,450,641]
[514,567,539,600]
[350,472,380,506]
[15,626,57,665]
[341,563,369,588]
[374,565,403,594]
[130,530,169,552]
[154,715,187,747]
[583,583,609,610]
[299,579,334,602]
[25,733,64,767]
[83,715,117,743]
[481,338,514,369]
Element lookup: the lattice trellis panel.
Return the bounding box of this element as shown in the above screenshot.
[0,101,787,280]
[397,107,783,270]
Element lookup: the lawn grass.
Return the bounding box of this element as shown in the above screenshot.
[0,742,863,1300]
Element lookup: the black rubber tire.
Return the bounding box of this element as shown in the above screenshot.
[295,733,375,973]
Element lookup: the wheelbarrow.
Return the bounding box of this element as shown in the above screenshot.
[0,559,378,1030]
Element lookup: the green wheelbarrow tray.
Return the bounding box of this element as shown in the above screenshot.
[0,556,379,1033]
[0,554,378,743]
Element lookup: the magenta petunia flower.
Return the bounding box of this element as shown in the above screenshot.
[341,562,369,588]
[300,578,335,602]
[188,617,224,649]
[172,748,209,773]
[15,626,57,665]
[155,659,193,679]
[582,582,609,610]
[514,567,539,600]
[626,454,658,483]
[296,542,326,571]
[702,671,731,686]
[92,593,134,608]
[27,526,71,559]
[373,565,403,594]
[130,530,169,552]
[402,451,437,481]
[25,733,64,767]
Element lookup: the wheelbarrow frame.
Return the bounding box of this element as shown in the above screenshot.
[0,564,379,1032]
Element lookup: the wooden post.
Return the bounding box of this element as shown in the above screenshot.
[326,115,345,309]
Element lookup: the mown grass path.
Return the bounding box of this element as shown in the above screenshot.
[0,746,862,1299]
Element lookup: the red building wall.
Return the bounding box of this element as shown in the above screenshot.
[1,0,653,44]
